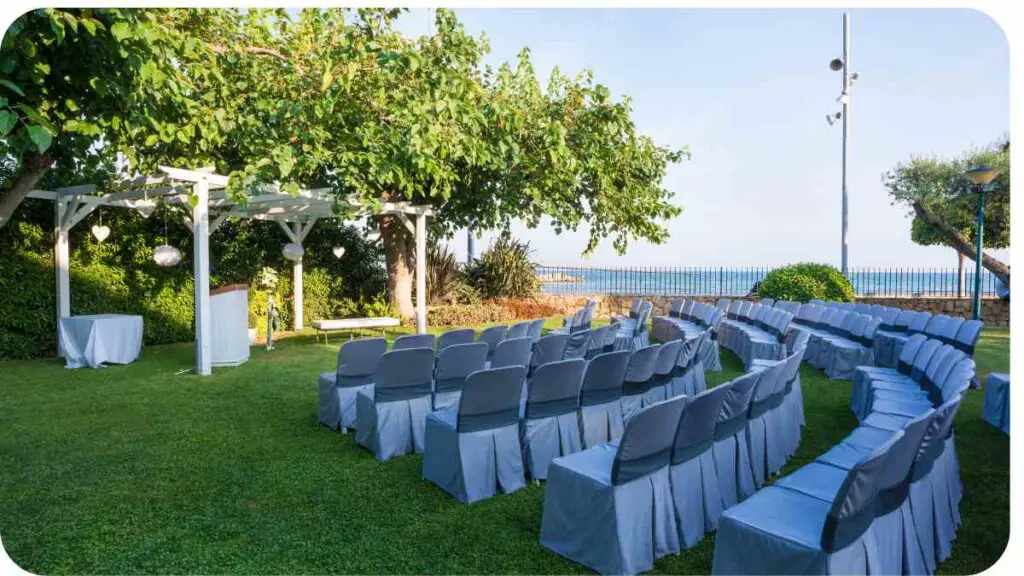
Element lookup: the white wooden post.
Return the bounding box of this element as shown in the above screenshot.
[192,179,212,375]
[292,221,304,331]
[54,196,71,357]
[415,212,427,334]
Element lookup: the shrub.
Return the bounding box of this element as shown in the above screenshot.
[490,297,560,319]
[465,234,539,298]
[758,262,855,303]
[427,303,519,327]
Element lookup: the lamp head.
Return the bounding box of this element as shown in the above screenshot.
[966,165,999,187]
[829,58,844,71]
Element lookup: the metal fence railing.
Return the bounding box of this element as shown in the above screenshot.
[535,265,1001,298]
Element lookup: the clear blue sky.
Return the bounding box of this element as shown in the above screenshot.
[396,8,1009,268]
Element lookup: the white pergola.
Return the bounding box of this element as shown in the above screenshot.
[29,166,434,376]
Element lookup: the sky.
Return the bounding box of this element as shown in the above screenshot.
[395,8,1009,269]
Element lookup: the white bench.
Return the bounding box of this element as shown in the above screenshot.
[312,317,401,343]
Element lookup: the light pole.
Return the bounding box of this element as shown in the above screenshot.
[965,165,999,320]
[466,221,476,263]
[827,13,857,277]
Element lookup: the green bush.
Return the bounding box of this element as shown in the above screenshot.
[465,234,539,299]
[427,302,519,327]
[757,262,855,303]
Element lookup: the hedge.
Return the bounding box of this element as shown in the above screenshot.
[757,262,855,303]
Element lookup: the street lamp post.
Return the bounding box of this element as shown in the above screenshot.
[965,165,1000,320]
[827,13,857,277]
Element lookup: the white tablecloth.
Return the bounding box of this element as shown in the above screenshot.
[59,314,143,369]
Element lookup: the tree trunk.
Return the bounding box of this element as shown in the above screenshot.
[912,200,1010,289]
[0,152,52,229]
[379,212,416,319]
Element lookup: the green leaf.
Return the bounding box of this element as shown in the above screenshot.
[145,134,159,146]
[321,70,333,92]
[110,22,131,42]
[0,79,25,97]
[0,110,15,135]
[27,125,53,152]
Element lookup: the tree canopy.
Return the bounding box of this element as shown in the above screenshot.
[882,138,1010,286]
[2,8,686,317]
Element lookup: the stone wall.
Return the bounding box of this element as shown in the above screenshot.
[533,293,1009,327]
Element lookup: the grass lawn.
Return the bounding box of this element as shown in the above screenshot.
[0,321,1009,574]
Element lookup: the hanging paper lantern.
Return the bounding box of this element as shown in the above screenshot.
[153,245,182,267]
[282,243,304,262]
[332,246,346,259]
[91,224,111,243]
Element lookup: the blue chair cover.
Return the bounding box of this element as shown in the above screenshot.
[712,430,906,575]
[540,397,687,574]
[712,371,761,507]
[490,336,533,369]
[563,327,593,360]
[670,385,731,547]
[851,334,929,418]
[586,325,612,359]
[432,342,488,411]
[422,366,528,503]
[621,344,661,422]
[393,333,437,351]
[437,328,475,351]
[527,318,546,342]
[650,340,682,405]
[579,350,630,448]
[745,357,788,488]
[478,325,508,360]
[521,359,586,480]
[982,373,1010,434]
[530,333,569,373]
[670,330,708,398]
[506,321,531,340]
[355,347,435,461]
[317,337,387,432]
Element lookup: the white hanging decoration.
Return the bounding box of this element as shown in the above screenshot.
[282,243,305,262]
[153,245,182,267]
[91,224,111,243]
[130,198,158,219]
[332,246,346,259]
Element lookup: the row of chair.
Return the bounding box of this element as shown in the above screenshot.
[712,336,974,574]
[790,306,883,379]
[540,344,808,574]
[717,301,794,369]
[651,299,726,372]
[423,337,710,504]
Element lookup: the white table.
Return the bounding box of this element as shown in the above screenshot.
[59,314,143,369]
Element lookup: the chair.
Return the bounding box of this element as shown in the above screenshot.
[562,327,593,360]
[506,321,531,340]
[478,325,508,360]
[437,328,476,351]
[521,359,587,480]
[490,337,533,369]
[529,333,569,375]
[982,372,1009,434]
[613,301,651,353]
[586,324,612,359]
[422,366,528,503]
[716,298,730,311]
[671,330,708,398]
[745,357,788,488]
[527,318,546,342]
[953,319,984,356]
[540,397,688,574]
[432,342,488,411]
[759,297,775,307]
[712,370,761,507]
[579,350,631,448]
[851,333,931,417]
[620,344,661,422]
[669,385,732,547]
[650,339,683,405]
[355,348,435,461]
[822,316,882,380]
[712,430,907,575]
[393,333,437,351]
[317,338,387,432]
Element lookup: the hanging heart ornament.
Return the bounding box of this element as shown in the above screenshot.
[332,246,346,259]
[91,225,111,243]
[131,198,158,219]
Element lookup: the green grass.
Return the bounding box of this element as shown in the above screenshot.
[0,322,1009,574]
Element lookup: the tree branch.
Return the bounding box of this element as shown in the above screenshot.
[0,152,52,230]
[912,200,1010,289]
[206,43,300,72]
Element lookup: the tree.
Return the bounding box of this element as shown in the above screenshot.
[883,138,1010,289]
[246,9,686,317]
[0,8,239,227]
